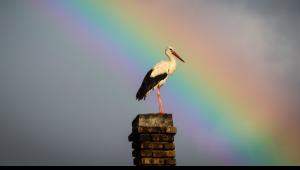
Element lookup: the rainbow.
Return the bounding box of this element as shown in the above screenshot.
[32,0,300,165]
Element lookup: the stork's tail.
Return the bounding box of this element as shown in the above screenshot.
[136,87,147,101]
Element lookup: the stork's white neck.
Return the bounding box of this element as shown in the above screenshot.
[166,52,177,75]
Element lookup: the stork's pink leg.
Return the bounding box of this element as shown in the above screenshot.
[157,87,164,114]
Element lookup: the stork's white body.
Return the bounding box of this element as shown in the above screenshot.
[150,57,177,89]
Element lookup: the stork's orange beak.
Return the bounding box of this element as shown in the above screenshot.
[172,51,185,63]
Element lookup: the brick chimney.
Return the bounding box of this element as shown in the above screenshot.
[129,113,177,166]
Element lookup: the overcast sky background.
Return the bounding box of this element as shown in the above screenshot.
[0,0,299,165]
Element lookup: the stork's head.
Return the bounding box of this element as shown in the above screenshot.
[165,46,185,63]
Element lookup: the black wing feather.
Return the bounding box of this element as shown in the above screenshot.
[136,69,168,101]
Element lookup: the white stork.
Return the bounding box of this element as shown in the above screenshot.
[136,46,185,114]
